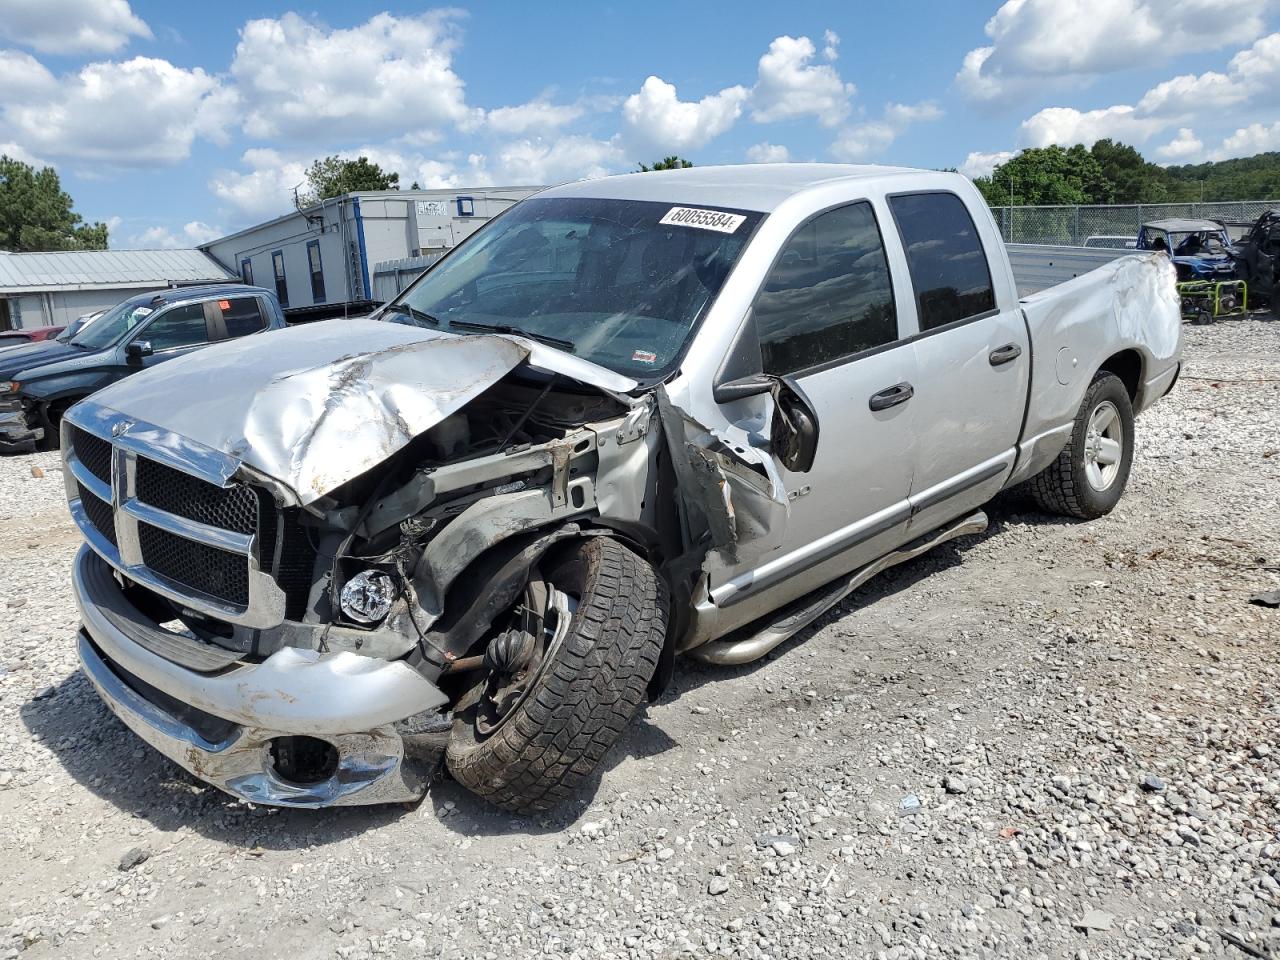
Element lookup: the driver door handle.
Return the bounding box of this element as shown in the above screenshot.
[869,382,914,411]
[989,343,1023,366]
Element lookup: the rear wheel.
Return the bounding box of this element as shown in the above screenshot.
[1028,371,1134,520]
[446,537,666,814]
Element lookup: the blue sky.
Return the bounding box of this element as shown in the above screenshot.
[1,0,1277,248]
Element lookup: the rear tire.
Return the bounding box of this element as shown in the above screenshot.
[1028,372,1134,520]
[446,537,666,815]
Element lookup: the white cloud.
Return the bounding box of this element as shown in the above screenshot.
[959,150,1016,179]
[1212,121,1280,160]
[821,30,840,62]
[209,148,309,221]
[231,12,478,141]
[751,34,854,127]
[746,142,790,163]
[0,0,151,54]
[0,49,55,98]
[1137,71,1247,116]
[130,220,222,249]
[830,100,943,161]
[1019,105,1166,148]
[957,0,1269,100]
[0,140,47,167]
[956,47,1001,101]
[0,55,234,167]
[475,135,627,186]
[830,123,896,161]
[486,99,585,136]
[1015,31,1280,152]
[1138,33,1280,116]
[621,76,748,153]
[884,101,944,125]
[1154,128,1205,163]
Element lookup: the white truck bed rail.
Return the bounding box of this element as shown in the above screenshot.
[1008,243,1135,296]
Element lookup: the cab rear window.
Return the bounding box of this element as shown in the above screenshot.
[889,192,996,332]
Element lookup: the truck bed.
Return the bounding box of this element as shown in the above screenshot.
[1007,243,1135,297]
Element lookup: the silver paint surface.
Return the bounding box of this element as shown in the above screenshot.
[89,318,634,505]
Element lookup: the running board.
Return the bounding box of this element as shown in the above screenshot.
[688,510,989,666]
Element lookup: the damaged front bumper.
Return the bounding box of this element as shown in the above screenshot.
[73,546,450,807]
[0,408,41,453]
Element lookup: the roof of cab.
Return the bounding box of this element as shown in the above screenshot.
[117,283,271,308]
[537,163,930,213]
[1143,218,1225,232]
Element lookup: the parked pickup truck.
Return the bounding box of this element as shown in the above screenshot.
[62,165,1182,813]
[0,284,286,452]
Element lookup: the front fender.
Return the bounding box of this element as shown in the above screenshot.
[413,478,598,621]
[19,370,119,406]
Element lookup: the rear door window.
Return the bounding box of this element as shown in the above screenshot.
[140,303,211,351]
[754,201,899,376]
[889,192,996,332]
[218,296,268,338]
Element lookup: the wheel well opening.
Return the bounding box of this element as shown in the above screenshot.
[1098,350,1141,402]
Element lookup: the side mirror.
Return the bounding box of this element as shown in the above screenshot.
[769,377,819,474]
[125,340,153,362]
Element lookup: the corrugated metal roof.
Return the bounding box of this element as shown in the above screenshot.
[0,249,234,292]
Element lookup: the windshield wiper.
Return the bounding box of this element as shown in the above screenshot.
[447,319,576,353]
[383,303,439,327]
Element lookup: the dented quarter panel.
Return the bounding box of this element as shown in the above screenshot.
[1007,253,1182,486]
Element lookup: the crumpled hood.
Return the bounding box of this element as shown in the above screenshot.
[92,318,636,505]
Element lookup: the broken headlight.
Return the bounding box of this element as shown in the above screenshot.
[339,570,397,624]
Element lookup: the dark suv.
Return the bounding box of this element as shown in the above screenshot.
[0,284,286,452]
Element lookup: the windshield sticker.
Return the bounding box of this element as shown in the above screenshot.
[631,349,658,364]
[660,207,746,234]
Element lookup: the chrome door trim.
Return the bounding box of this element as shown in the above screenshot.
[908,453,1012,516]
[709,499,911,609]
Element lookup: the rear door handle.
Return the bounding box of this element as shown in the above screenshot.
[869,382,914,411]
[989,343,1023,366]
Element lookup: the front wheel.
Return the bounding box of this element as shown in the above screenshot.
[1028,371,1135,520]
[446,537,667,814]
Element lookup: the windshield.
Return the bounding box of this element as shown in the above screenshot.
[71,300,158,349]
[390,197,763,378]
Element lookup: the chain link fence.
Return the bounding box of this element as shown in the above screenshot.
[989,200,1280,246]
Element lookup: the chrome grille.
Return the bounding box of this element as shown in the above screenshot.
[71,427,112,485]
[138,523,250,607]
[136,457,260,534]
[77,480,117,547]
[62,405,288,629]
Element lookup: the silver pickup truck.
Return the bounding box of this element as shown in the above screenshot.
[61,165,1182,813]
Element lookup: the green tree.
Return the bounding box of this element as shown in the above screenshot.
[1162,151,1280,202]
[1089,139,1169,203]
[973,145,1111,206]
[300,155,400,206]
[0,156,109,252]
[638,157,694,171]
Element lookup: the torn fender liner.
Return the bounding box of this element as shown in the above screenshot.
[89,319,634,505]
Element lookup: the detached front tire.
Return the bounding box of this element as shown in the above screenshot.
[1028,371,1135,520]
[447,537,666,815]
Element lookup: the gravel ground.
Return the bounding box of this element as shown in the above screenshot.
[1,318,1278,960]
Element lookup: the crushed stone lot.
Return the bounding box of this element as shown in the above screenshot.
[1,319,1278,960]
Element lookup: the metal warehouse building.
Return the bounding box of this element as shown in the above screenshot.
[0,249,236,331]
[199,186,543,320]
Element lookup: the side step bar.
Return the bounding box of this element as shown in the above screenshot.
[688,510,989,666]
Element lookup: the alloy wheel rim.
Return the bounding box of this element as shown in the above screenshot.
[1083,400,1123,492]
